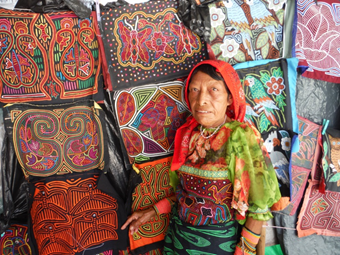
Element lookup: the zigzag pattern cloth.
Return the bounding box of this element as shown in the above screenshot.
[286,116,322,216]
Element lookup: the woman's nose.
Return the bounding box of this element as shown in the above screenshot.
[197,90,208,106]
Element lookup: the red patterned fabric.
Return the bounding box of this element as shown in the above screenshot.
[0,9,103,104]
[111,80,190,163]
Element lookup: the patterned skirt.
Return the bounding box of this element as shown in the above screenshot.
[163,210,239,255]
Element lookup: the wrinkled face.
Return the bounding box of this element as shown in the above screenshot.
[188,71,233,128]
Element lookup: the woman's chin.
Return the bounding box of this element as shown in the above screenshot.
[195,118,214,128]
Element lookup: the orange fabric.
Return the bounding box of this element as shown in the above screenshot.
[153,198,172,215]
[30,176,119,255]
[271,197,290,211]
[172,60,246,171]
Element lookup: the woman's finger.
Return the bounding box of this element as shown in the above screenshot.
[121,212,140,230]
[129,208,156,233]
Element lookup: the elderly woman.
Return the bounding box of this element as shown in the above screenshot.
[122,60,280,255]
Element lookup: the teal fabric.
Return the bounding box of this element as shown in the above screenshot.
[265,244,284,255]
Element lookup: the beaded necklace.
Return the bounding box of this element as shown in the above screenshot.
[199,115,227,139]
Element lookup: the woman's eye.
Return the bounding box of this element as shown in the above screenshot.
[212,87,218,91]
[192,88,198,92]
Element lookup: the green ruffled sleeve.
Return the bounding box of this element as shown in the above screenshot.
[169,169,179,192]
[228,123,281,224]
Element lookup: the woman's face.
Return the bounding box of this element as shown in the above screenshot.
[188,71,233,128]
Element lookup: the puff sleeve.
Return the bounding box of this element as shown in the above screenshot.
[228,123,281,224]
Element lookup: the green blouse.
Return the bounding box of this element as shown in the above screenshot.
[170,121,281,225]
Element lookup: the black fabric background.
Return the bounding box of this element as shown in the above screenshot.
[274,74,340,255]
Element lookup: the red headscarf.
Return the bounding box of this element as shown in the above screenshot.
[171,60,246,171]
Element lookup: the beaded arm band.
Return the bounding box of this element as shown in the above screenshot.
[234,226,261,255]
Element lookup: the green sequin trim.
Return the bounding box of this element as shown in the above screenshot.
[179,165,229,180]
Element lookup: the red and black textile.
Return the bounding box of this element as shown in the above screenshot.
[96,0,208,91]
[0,9,104,105]
[27,170,129,255]
[3,100,109,180]
[129,157,175,255]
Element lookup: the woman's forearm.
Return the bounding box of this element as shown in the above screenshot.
[244,217,264,235]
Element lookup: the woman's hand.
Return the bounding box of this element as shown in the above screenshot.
[121,207,156,235]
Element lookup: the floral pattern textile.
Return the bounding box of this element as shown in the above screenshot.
[295,0,340,83]
[175,120,280,226]
[234,59,296,134]
[97,0,208,90]
[207,0,288,64]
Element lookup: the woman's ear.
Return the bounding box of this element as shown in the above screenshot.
[228,93,233,105]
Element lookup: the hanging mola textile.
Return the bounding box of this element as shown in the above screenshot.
[0,224,32,254]
[234,58,299,199]
[3,100,109,178]
[96,0,208,90]
[109,80,191,164]
[295,0,340,83]
[178,0,294,64]
[129,156,175,255]
[297,180,340,237]
[2,100,129,254]
[0,9,104,105]
[285,116,322,216]
[296,123,340,237]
